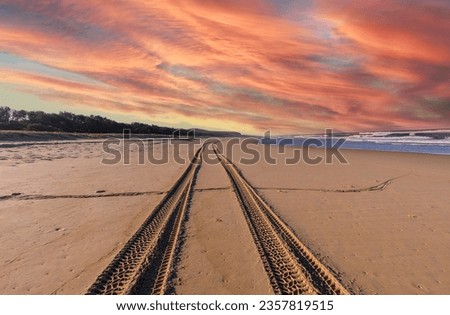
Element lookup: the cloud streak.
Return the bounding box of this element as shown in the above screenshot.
[0,0,448,134]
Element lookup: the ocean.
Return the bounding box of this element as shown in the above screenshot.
[267,130,450,156]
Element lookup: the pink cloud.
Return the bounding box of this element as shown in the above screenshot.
[0,0,448,134]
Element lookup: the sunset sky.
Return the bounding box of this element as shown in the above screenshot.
[0,0,449,134]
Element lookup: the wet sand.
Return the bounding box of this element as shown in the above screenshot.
[229,145,450,294]
[0,139,191,294]
[173,153,272,294]
[0,136,449,294]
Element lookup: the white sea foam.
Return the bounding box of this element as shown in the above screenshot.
[288,129,450,155]
[346,129,450,146]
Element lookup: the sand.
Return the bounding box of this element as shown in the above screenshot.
[173,153,273,294]
[0,138,191,294]
[226,144,450,294]
[1,136,449,294]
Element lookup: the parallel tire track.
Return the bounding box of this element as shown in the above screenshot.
[86,146,203,295]
[213,145,350,295]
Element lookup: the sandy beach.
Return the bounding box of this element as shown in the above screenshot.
[227,145,450,294]
[0,136,449,294]
[0,137,193,294]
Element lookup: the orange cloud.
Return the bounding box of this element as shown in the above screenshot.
[0,0,448,134]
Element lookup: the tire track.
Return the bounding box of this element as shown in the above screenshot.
[86,145,203,295]
[150,174,194,295]
[213,145,350,295]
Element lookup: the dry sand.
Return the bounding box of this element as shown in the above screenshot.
[0,136,449,294]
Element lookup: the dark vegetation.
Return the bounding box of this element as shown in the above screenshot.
[0,106,241,137]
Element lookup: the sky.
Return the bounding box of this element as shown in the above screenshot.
[0,0,449,135]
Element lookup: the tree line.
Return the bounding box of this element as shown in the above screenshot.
[0,106,184,135]
[0,106,242,137]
